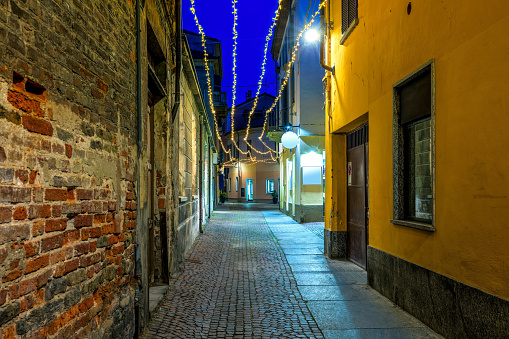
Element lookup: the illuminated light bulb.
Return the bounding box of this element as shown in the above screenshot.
[305,28,320,42]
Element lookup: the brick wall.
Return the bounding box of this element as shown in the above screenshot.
[0,0,137,337]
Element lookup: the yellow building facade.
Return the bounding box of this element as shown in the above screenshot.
[324,1,509,337]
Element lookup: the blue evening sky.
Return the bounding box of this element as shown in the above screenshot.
[182,0,280,107]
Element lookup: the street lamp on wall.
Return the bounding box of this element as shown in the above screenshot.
[281,127,299,149]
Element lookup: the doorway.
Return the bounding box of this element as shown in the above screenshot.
[346,124,369,269]
[247,179,254,201]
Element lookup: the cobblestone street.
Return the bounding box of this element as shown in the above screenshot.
[143,203,440,339]
[143,205,323,338]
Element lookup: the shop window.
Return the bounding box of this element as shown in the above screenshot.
[392,60,434,231]
[229,178,231,192]
[236,177,239,191]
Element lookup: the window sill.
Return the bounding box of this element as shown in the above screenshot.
[340,18,359,45]
[391,219,434,232]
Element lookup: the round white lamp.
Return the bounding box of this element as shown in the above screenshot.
[281,131,299,149]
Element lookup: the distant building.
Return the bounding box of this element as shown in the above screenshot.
[270,0,325,222]
[222,93,279,203]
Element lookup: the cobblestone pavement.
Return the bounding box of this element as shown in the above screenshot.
[301,222,325,238]
[143,208,324,338]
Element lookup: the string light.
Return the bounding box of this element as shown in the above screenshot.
[189,0,230,155]
[190,0,328,164]
[258,1,327,151]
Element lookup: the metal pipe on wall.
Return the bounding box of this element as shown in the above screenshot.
[320,8,334,75]
[171,0,182,121]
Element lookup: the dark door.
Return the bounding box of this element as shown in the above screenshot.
[347,124,369,269]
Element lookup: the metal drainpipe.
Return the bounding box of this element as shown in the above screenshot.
[320,8,335,75]
[134,1,142,338]
[199,117,204,233]
[136,0,142,157]
[171,0,181,121]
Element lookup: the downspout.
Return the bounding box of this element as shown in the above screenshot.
[134,0,142,337]
[199,117,204,233]
[320,8,334,75]
[136,0,142,157]
[171,0,181,121]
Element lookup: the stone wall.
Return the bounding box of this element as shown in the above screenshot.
[0,0,138,337]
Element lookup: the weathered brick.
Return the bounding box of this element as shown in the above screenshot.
[29,170,37,184]
[0,206,12,223]
[0,168,14,183]
[65,229,80,244]
[0,148,6,162]
[12,206,27,220]
[52,204,62,217]
[96,78,108,94]
[76,189,93,200]
[45,277,67,301]
[79,252,101,268]
[25,253,49,274]
[0,186,31,203]
[45,188,69,201]
[7,90,44,116]
[0,224,30,245]
[158,198,165,209]
[0,248,7,265]
[96,236,109,248]
[15,169,29,183]
[32,220,45,237]
[64,258,79,274]
[8,276,37,299]
[65,268,86,286]
[21,115,53,136]
[45,218,67,232]
[74,243,89,256]
[56,127,73,142]
[74,214,93,228]
[32,187,44,202]
[20,294,35,313]
[65,144,72,158]
[62,203,81,215]
[0,289,7,307]
[41,233,64,252]
[24,242,39,258]
[89,226,102,238]
[29,204,52,219]
[2,269,23,283]
[52,142,64,155]
[0,302,20,327]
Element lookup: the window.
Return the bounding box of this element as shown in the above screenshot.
[340,0,358,45]
[235,177,239,191]
[392,60,435,231]
[229,178,231,192]
[266,179,275,194]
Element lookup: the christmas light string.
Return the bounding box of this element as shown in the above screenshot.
[243,0,283,157]
[189,0,231,157]
[257,1,327,151]
[190,0,327,163]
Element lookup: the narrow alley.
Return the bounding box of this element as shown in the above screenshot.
[143,203,440,339]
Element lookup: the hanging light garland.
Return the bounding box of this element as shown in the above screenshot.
[190,0,328,163]
[242,0,283,156]
[189,0,231,157]
[257,1,327,151]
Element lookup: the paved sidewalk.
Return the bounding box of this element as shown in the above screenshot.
[143,206,441,338]
[263,211,441,339]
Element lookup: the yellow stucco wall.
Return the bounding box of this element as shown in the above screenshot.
[327,1,509,300]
